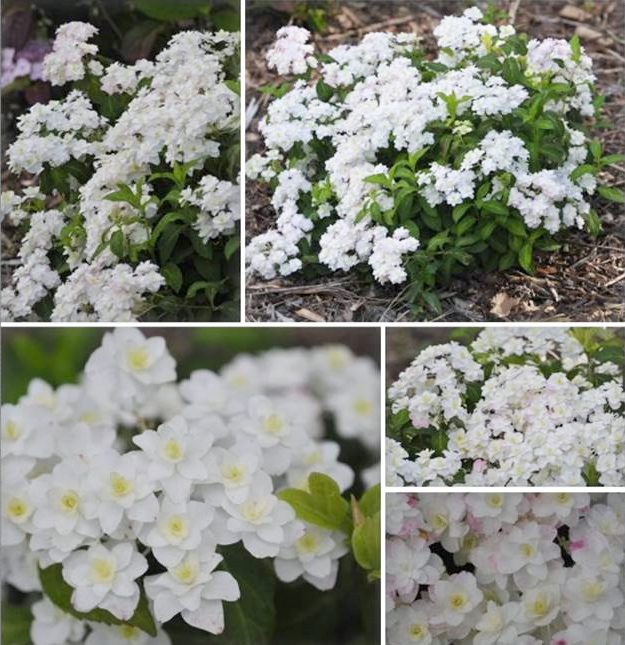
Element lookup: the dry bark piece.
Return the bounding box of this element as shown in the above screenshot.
[295,307,326,322]
[575,25,604,41]
[490,292,520,318]
[559,5,593,21]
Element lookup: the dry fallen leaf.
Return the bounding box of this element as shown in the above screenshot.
[490,292,520,318]
[575,25,603,41]
[295,307,326,322]
[559,4,593,21]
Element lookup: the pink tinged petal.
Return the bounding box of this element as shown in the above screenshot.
[128,494,159,523]
[202,571,240,602]
[182,599,225,635]
[274,558,303,583]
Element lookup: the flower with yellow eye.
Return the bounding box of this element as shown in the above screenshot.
[62,541,147,621]
[84,451,158,534]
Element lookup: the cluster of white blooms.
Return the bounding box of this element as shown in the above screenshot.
[2,23,240,321]
[247,7,599,286]
[387,493,625,645]
[387,328,625,486]
[1,330,379,644]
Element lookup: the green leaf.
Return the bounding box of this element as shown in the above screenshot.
[589,140,602,162]
[39,565,157,636]
[224,236,240,260]
[432,430,448,454]
[518,242,534,273]
[157,224,182,264]
[132,0,208,21]
[452,202,472,223]
[277,473,351,534]
[455,215,476,236]
[2,604,32,645]
[600,153,624,166]
[598,185,625,203]
[364,174,389,187]
[316,80,334,102]
[570,164,596,181]
[502,218,527,237]
[358,485,380,518]
[161,263,183,293]
[570,33,581,62]
[481,200,508,216]
[583,209,603,236]
[225,79,241,95]
[109,229,126,259]
[218,544,275,645]
[351,513,380,579]
[423,291,442,314]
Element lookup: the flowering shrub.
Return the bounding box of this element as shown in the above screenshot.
[246,8,624,310]
[1,329,380,644]
[386,492,625,645]
[386,328,625,486]
[1,22,240,321]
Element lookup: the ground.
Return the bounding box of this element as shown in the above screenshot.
[245,0,625,322]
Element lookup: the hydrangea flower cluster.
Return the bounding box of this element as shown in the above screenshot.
[1,22,240,321]
[246,8,621,301]
[1,329,380,644]
[387,328,625,486]
[387,492,625,645]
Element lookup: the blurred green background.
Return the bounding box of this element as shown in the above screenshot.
[1,326,380,404]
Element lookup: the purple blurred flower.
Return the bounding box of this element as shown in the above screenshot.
[2,39,51,87]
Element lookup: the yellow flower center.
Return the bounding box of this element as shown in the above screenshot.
[3,420,22,440]
[520,543,535,558]
[162,438,184,462]
[409,624,427,639]
[448,592,468,610]
[263,413,284,435]
[432,512,448,530]
[110,473,133,500]
[91,558,115,583]
[172,558,199,585]
[222,463,244,484]
[119,625,141,641]
[487,494,503,508]
[303,450,322,466]
[7,497,30,522]
[241,498,268,523]
[529,594,549,616]
[164,515,189,540]
[126,347,151,371]
[353,399,372,416]
[60,491,79,514]
[581,580,603,602]
[296,533,320,555]
[556,492,570,504]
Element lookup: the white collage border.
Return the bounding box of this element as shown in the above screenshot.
[1,0,624,642]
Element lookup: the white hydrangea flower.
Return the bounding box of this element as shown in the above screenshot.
[30,597,86,645]
[145,550,240,634]
[62,542,147,620]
